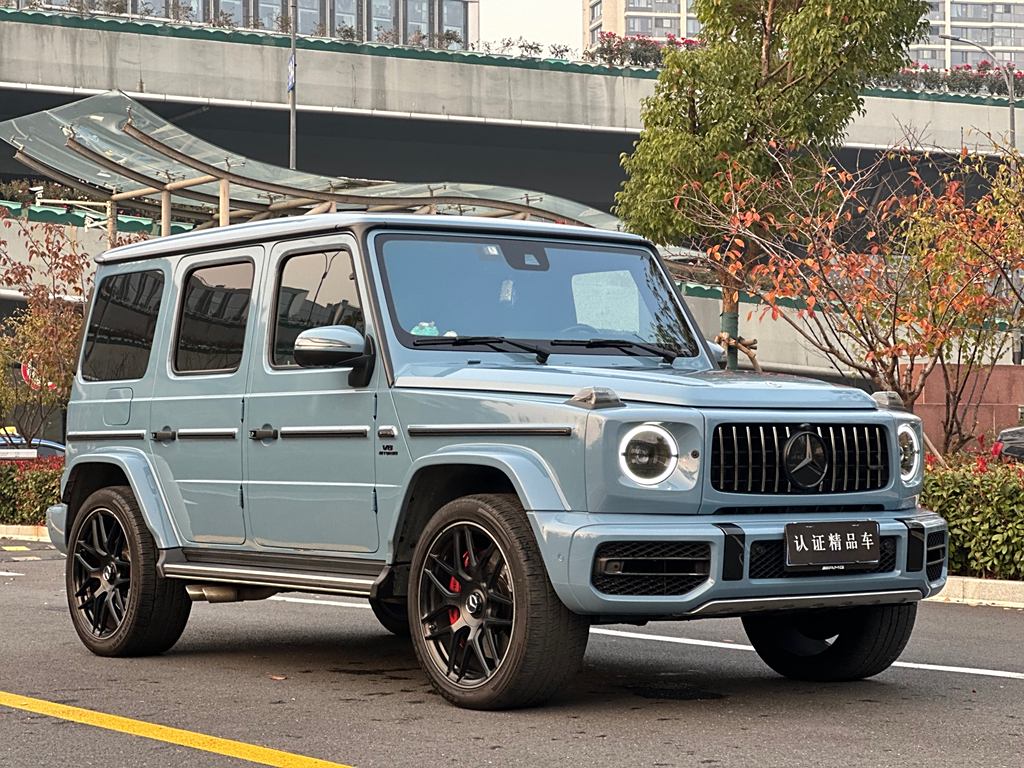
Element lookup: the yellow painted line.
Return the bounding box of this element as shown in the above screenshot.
[0,691,354,768]
[1,545,30,551]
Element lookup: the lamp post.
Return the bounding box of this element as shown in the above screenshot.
[939,34,1016,152]
[288,0,298,169]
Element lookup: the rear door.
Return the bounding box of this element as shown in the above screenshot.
[149,251,259,546]
[243,235,379,553]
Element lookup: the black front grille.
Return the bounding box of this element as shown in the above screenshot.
[748,536,898,579]
[711,423,890,494]
[926,531,947,581]
[592,541,711,596]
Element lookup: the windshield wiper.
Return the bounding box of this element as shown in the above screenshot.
[549,338,677,364]
[413,335,550,364]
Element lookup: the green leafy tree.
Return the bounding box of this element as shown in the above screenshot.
[616,0,929,367]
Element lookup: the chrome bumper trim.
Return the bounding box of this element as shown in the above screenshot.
[690,588,923,617]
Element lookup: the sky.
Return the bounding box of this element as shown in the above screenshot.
[477,0,583,52]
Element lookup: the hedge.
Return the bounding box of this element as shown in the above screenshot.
[922,455,1024,581]
[2,452,1022,582]
[0,457,64,526]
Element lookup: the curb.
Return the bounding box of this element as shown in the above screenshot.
[0,524,48,542]
[927,575,1024,609]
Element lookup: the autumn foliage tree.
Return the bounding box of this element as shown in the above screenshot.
[0,212,93,446]
[616,0,929,367]
[682,146,1024,451]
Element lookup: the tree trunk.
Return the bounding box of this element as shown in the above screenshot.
[721,285,740,371]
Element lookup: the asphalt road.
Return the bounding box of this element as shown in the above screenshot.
[2,541,1023,768]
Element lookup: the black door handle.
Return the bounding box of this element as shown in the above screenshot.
[152,429,177,442]
[249,427,279,441]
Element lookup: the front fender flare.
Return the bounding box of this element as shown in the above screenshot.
[400,443,572,514]
[63,448,183,550]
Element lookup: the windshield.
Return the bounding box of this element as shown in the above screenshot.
[376,233,700,360]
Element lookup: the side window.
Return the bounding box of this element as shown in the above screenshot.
[81,270,164,382]
[272,250,365,367]
[571,270,641,335]
[175,261,254,374]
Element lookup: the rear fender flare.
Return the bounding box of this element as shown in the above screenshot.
[63,448,183,550]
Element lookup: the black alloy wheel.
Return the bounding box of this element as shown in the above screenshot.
[65,485,191,657]
[71,506,132,638]
[418,521,515,687]
[408,494,589,709]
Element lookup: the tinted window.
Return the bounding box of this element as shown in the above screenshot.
[175,262,254,374]
[273,251,364,367]
[81,270,164,382]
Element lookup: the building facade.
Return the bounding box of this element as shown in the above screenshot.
[584,0,1024,69]
[912,2,1024,67]
[29,0,479,45]
[583,1,701,50]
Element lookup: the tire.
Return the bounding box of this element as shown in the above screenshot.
[408,493,589,709]
[66,485,192,657]
[369,597,410,637]
[742,603,918,681]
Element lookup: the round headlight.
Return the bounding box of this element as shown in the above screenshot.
[619,424,679,485]
[897,424,921,483]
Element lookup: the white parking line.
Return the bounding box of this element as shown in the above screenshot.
[0,570,24,577]
[268,595,1024,682]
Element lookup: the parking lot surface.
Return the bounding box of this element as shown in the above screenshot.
[2,546,1022,767]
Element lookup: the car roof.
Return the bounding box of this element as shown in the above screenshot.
[96,214,648,265]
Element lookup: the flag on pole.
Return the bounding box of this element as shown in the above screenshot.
[287,52,296,94]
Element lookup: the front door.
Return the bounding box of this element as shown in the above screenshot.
[243,236,379,553]
[149,251,259,546]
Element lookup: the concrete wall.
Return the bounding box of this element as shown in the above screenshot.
[0,12,1016,153]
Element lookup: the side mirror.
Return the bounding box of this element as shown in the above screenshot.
[294,326,367,368]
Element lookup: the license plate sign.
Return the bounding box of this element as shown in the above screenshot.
[784,521,881,572]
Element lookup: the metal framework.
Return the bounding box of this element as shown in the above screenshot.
[0,92,620,248]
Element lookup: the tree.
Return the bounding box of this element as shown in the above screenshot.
[616,0,929,367]
[0,214,94,446]
[679,145,1023,451]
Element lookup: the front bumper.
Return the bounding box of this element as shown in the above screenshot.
[46,503,68,554]
[527,507,946,618]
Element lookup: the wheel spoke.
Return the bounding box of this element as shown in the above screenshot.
[109,589,125,624]
[90,516,106,557]
[424,624,454,642]
[423,569,458,601]
[463,528,478,570]
[470,634,491,676]
[454,637,474,683]
[90,591,107,633]
[486,589,513,607]
[427,553,455,576]
[420,603,454,624]
[484,615,512,627]
[74,553,95,574]
[103,516,122,556]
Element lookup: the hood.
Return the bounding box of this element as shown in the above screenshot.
[393,362,877,410]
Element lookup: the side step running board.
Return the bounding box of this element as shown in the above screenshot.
[161,562,378,598]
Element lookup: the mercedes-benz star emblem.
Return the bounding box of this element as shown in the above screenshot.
[783,430,829,489]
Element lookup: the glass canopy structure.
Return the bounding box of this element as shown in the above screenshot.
[0,92,620,244]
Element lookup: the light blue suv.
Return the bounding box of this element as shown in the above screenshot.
[48,215,947,709]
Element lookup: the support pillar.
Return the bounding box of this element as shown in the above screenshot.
[160,190,171,237]
[219,178,230,227]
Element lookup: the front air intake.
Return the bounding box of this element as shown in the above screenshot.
[591,541,711,596]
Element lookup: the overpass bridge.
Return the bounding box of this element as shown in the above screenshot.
[1,8,1015,212]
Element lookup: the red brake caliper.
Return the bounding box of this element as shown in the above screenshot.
[447,551,471,625]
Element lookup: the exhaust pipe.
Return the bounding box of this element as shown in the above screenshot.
[185,584,279,603]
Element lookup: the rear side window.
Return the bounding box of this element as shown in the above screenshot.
[175,261,254,374]
[272,250,365,367]
[81,270,165,382]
